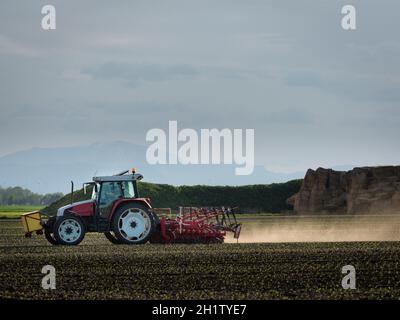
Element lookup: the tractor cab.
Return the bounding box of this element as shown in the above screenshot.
[85,171,144,220]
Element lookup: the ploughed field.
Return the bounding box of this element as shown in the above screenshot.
[1,217,400,299]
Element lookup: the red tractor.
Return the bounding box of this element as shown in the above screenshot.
[22,169,241,245]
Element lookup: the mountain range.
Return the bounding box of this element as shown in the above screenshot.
[0,141,351,194]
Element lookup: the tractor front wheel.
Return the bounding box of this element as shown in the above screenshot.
[112,203,156,244]
[53,216,86,245]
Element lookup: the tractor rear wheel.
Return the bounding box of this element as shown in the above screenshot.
[53,216,86,245]
[112,203,156,244]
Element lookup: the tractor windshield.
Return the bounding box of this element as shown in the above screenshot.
[97,181,136,203]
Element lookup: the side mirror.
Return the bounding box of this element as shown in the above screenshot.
[83,182,96,195]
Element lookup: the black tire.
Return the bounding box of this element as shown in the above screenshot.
[44,217,59,245]
[44,229,59,245]
[149,215,163,244]
[104,232,123,244]
[149,229,164,244]
[53,216,86,245]
[112,203,156,244]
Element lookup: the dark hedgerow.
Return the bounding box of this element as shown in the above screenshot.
[41,180,302,216]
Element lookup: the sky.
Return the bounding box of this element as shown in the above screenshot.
[0,0,399,173]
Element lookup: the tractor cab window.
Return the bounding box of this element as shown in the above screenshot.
[121,181,135,198]
[98,181,135,219]
[99,182,123,206]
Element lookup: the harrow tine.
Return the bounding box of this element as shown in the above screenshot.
[230,207,239,225]
[215,211,221,225]
[225,207,233,225]
[220,209,226,226]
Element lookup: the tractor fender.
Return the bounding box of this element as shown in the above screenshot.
[54,211,86,225]
[108,198,152,221]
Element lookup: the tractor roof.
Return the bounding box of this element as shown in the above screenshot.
[92,173,143,183]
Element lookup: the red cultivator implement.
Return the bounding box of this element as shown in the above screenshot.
[151,207,242,244]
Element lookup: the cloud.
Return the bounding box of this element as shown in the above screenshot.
[82,62,199,86]
[86,100,186,116]
[0,35,37,57]
[1,0,400,172]
[61,69,93,81]
[81,61,258,86]
[264,108,315,125]
[87,33,169,50]
[234,32,294,52]
[283,69,400,102]
[284,71,323,88]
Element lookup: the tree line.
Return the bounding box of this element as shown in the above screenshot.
[0,186,64,206]
[42,180,302,215]
[138,180,301,213]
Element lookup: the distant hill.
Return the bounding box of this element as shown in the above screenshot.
[0,186,63,206]
[0,141,306,194]
[42,179,303,216]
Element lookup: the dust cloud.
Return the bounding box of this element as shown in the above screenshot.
[226,214,400,243]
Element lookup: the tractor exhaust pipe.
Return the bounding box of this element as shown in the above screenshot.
[70,181,74,205]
